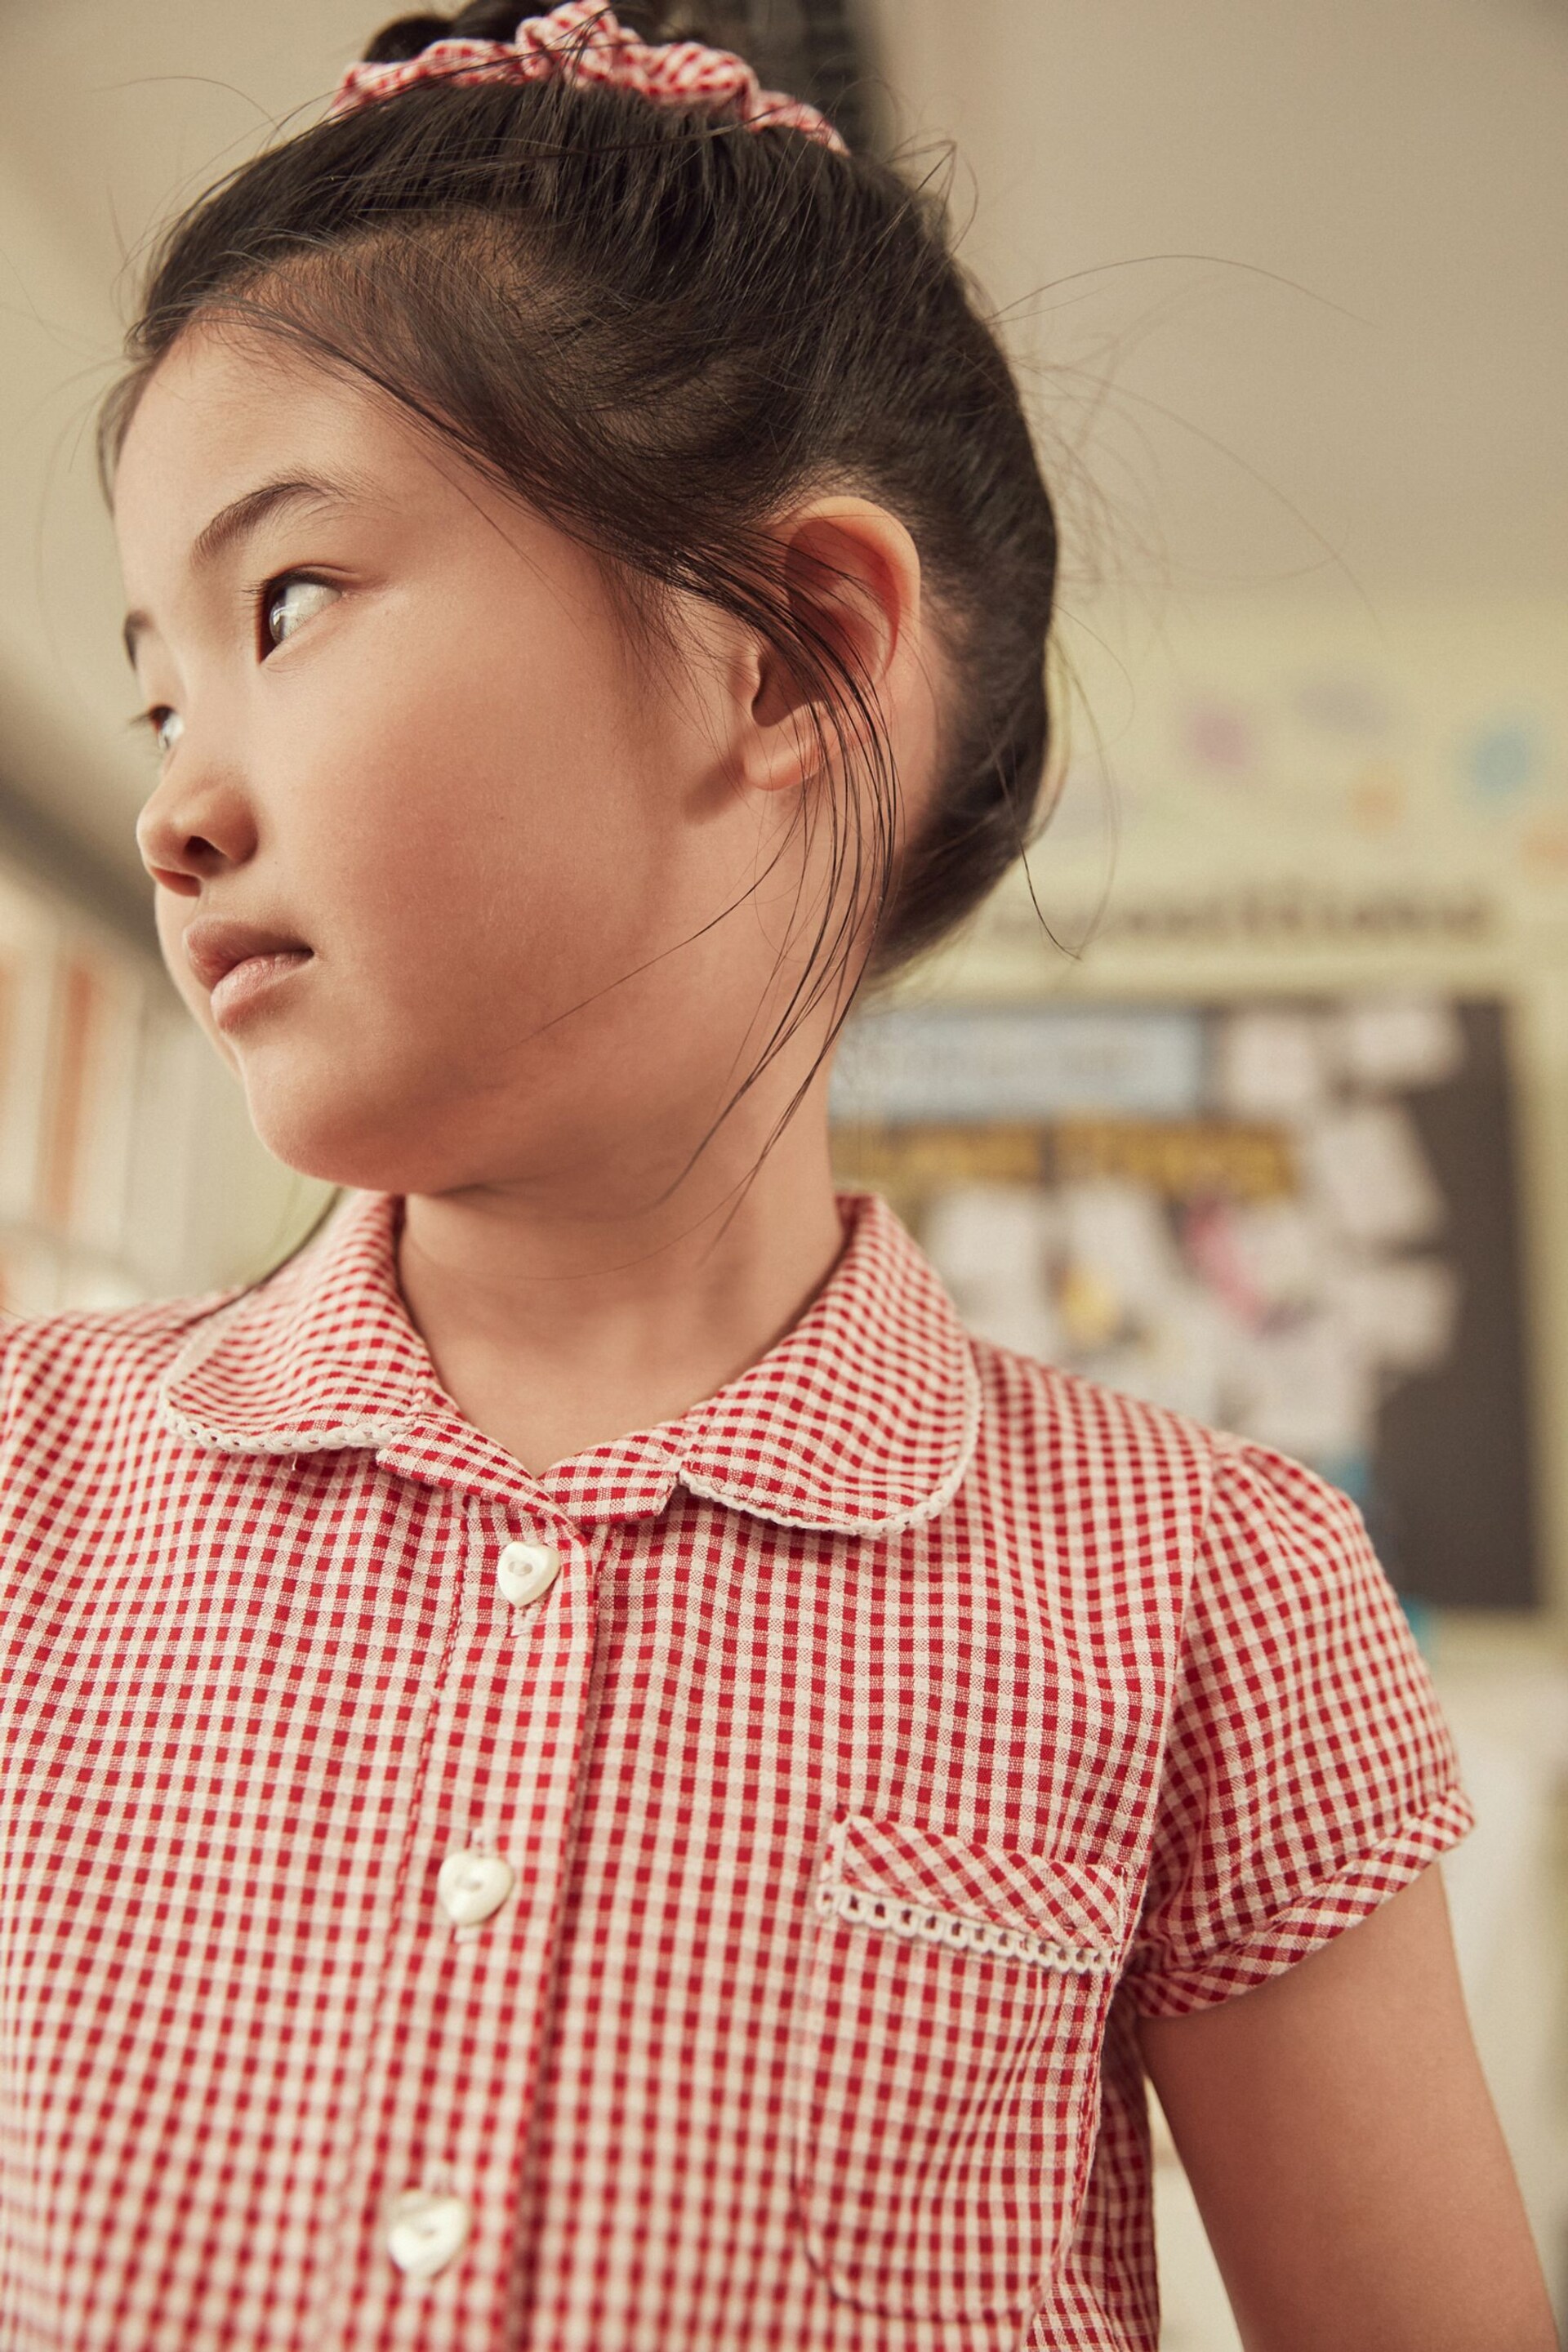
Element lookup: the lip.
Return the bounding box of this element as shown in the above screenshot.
[183,916,313,1032]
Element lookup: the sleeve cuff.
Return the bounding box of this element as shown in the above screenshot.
[1123,1784,1477,2018]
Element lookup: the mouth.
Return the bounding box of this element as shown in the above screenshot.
[183,917,314,1032]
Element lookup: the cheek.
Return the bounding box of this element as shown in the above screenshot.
[289,666,670,1000]
[269,542,693,1019]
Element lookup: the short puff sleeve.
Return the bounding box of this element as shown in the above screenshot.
[1122,1436,1475,2017]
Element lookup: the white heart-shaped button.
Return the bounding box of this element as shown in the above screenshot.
[385,2189,471,2278]
[497,1539,561,1606]
[437,1849,516,1927]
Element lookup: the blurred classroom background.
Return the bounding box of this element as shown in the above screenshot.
[2,2,1566,2338]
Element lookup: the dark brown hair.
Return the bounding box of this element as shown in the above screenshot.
[104,1,1058,1074]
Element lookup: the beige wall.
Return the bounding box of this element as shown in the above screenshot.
[862,0,1568,600]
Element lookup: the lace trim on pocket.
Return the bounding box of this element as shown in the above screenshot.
[815,1877,1119,1975]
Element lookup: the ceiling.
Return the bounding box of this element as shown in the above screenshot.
[3,0,1565,923]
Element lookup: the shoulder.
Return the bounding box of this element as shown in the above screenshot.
[968,1331,1227,1495]
[964,1334,1370,1588]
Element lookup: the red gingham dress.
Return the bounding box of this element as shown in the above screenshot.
[0,1187,1473,2351]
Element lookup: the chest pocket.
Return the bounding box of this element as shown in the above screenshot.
[787,1811,1130,2326]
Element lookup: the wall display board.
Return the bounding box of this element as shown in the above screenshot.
[873,599,1568,1621]
[832,996,1538,1611]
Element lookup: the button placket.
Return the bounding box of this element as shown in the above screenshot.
[360,1504,604,2307]
[315,1481,603,2332]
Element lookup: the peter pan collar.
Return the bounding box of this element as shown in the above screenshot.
[157,1189,981,1538]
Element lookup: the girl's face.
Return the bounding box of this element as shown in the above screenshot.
[115,326,868,1206]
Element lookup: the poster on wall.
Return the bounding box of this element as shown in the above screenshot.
[831,996,1539,1611]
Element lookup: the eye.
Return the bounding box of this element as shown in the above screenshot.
[261,573,338,653]
[149,708,184,756]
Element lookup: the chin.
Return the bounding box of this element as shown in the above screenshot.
[239,1067,469,1199]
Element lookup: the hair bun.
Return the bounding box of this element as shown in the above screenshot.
[607,6,722,38]
[360,14,470,66]
[360,4,726,69]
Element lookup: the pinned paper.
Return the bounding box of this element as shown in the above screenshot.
[1058,1180,1181,1318]
[1182,1197,1265,1325]
[923,1185,1061,1362]
[1325,1258,1460,1375]
[1301,1103,1445,1247]
[1230,1312,1374,1460]
[832,1004,1203,1124]
[1089,1291,1233,1426]
[924,1185,1048,1293]
[964,1290,1065,1362]
[1188,1196,1334,1321]
[1214,1009,1328,1120]
[1338,995,1464,1092]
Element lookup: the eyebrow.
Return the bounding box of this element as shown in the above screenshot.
[122,474,355,666]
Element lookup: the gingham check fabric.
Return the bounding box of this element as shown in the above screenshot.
[0,1189,1473,2351]
[329,3,849,154]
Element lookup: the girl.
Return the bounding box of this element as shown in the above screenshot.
[0,6,1553,2348]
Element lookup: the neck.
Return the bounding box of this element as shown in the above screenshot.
[394,1105,845,1475]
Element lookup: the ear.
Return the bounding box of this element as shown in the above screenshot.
[739,495,924,796]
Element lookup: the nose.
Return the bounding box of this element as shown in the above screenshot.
[136,747,259,897]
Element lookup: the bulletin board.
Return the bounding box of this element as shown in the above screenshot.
[831,996,1539,1611]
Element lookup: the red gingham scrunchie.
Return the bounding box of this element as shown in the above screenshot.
[329,1,849,152]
